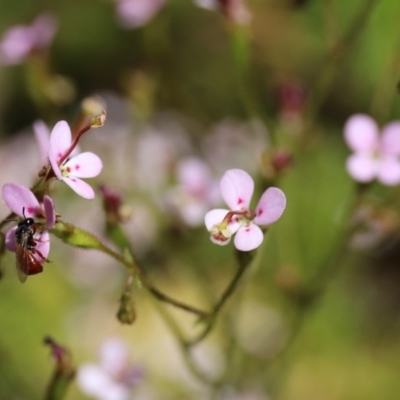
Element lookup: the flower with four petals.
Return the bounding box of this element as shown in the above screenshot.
[48,120,103,199]
[205,169,286,251]
[344,114,400,186]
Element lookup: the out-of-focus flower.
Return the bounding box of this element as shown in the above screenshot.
[2,183,55,281]
[115,0,167,29]
[202,119,268,175]
[344,114,400,186]
[48,121,103,199]
[0,13,57,65]
[194,0,251,25]
[77,337,144,400]
[205,169,286,251]
[164,157,220,226]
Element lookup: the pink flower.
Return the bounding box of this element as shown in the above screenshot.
[48,121,103,199]
[115,0,167,29]
[164,157,220,226]
[2,183,55,281]
[344,114,400,186]
[77,338,143,400]
[204,169,286,251]
[0,13,57,65]
[194,0,251,25]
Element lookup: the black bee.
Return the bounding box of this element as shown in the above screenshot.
[14,209,48,283]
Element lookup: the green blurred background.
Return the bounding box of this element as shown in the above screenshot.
[1,0,400,399]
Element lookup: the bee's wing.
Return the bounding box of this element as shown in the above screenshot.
[15,245,29,283]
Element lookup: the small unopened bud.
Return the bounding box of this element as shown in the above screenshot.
[81,96,106,117]
[90,110,106,128]
[117,275,136,324]
[100,184,132,224]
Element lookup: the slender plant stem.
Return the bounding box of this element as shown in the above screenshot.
[187,260,249,346]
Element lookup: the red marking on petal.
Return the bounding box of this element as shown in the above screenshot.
[257,208,263,216]
[237,197,244,205]
[66,166,71,173]
[27,207,35,215]
[75,164,80,170]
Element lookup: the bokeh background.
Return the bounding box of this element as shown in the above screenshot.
[1,0,400,399]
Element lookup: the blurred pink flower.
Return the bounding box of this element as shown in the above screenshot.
[77,337,143,400]
[344,114,400,186]
[205,169,286,251]
[115,0,167,29]
[48,121,103,199]
[0,13,57,65]
[164,157,221,226]
[194,0,251,25]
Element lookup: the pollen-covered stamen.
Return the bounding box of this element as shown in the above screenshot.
[210,224,232,246]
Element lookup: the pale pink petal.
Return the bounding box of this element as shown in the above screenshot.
[0,26,34,65]
[204,208,240,234]
[63,152,103,178]
[33,120,50,164]
[62,177,95,199]
[377,156,400,186]
[49,120,72,164]
[234,224,264,251]
[177,158,211,195]
[346,153,378,182]
[381,122,400,156]
[254,187,286,225]
[100,338,130,377]
[35,231,50,260]
[344,114,379,153]
[77,364,113,398]
[5,226,17,252]
[43,195,55,228]
[219,169,254,210]
[2,183,40,217]
[117,0,166,29]
[32,13,57,48]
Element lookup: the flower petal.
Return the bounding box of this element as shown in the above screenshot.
[62,177,95,199]
[5,226,17,252]
[219,169,254,210]
[381,122,400,156]
[2,183,40,217]
[234,224,264,251]
[100,338,130,376]
[77,364,112,398]
[254,187,286,225]
[204,208,240,233]
[346,153,378,182]
[205,209,230,231]
[344,114,379,153]
[49,120,72,163]
[63,152,103,178]
[35,231,50,260]
[33,120,50,164]
[377,156,400,186]
[43,195,55,228]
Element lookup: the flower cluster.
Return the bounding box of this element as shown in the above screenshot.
[344,114,400,186]
[205,169,286,251]
[1,112,104,281]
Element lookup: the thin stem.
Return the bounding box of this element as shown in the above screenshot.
[187,259,249,346]
[305,0,379,125]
